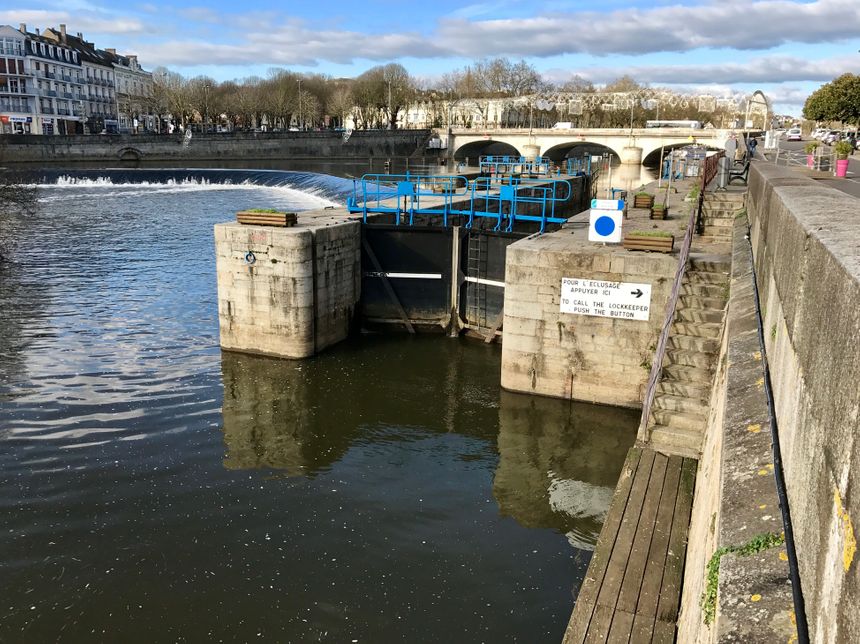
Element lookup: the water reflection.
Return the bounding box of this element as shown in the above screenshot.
[494,391,637,549]
[220,350,353,475]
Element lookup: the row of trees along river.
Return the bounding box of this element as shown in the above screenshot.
[142,57,748,132]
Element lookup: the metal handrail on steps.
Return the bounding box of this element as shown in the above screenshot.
[637,151,724,441]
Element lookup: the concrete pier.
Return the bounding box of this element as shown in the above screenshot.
[214,211,360,358]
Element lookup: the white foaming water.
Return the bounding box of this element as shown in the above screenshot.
[34,175,342,208]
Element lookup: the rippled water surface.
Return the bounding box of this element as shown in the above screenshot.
[0,174,637,642]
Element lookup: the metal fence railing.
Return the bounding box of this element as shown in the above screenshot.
[637,150,724,441]
[346,172,576,232]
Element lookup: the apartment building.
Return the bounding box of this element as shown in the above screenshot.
[0,23,153,135]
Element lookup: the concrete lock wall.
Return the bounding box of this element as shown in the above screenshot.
[0,130,431,164]
[746,164,860,643]
[215,218,360,359]
[500,234,677,407]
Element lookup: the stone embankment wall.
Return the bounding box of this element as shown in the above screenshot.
[680,164,859,643]
[0,130,431,164]
[678,215,794,643]
[501,235,676,407]
[215,213,360,359]
[744,163,860,643]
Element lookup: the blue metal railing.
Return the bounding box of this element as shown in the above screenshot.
[468,176,572,232]
[479,155,553,177]
[347,173,470,226]
[566,156,592,176]
[347,173,574,233]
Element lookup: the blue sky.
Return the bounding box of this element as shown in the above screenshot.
[5,0,860,115]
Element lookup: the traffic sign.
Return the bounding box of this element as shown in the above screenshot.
[560,278,652,321]
[588,209,623,243]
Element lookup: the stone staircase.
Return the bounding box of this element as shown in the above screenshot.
[699,192,744,244]
[646,253,731,457]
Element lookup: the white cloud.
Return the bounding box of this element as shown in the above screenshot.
[545,55,860,86]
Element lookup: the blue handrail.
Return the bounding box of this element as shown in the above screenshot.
[347,172,573,233]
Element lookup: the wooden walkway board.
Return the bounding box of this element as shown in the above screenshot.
[562,447,697,644]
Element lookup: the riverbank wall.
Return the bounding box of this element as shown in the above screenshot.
[678,163,860,643]
[0,130,432,165]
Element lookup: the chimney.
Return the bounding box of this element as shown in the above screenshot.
[19,23,26,34]
[77,32,83,39]
[60,24,67,43]
[106,48,116,55]
[35,28,40,36]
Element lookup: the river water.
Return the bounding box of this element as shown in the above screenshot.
[0,172,637,642]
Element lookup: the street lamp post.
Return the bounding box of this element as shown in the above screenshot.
[297,78,303,131]
[386,76,393,130]
[203,83,210,133]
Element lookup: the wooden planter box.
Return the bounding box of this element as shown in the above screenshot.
[650,206,669,220]
[237,210,297,227]
[633,194,654,209]
[622,233,675,253]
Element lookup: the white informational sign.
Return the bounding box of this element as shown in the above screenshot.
[590,199,624,210]
[560,278,652,321]
[588,209,623,243]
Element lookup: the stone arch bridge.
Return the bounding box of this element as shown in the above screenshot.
[445,128,744,166]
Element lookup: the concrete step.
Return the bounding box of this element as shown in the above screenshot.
[653,393,710,416]
[676,307,726,325]
[704,193,745,205]
[665,347,717,370]
[657,380,712,401]
[652,408,707,432]
[648,424,703,458]
[686,270,729,285]
[671,321,723,339]
[689,256,732,274]
[702,226,734,239]
[680,282,726,298]
[700,216,734,228]
[679,295,727,311]
[668,333,721,354]
[663,363,714,385]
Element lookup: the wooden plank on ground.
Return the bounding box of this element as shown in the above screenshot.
[616,452,669,614]
[651,619,677,644]
[630,614,655,643]
[563,447,643,644]
[605,609,635,644]
[595,449,657,610]
[583,604,615,644]
[656,457,698,624]
[635,455,684,620]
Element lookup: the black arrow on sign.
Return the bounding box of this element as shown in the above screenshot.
[631,289,643,298]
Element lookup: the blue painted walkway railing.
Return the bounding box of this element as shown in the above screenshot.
[566,156,592,176]
[347,172,574,233]
[479,155,552,177]
[347,173,471,227]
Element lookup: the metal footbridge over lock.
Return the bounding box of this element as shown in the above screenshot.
[346,155,588,233]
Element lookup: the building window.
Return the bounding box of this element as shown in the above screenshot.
[40,43,46,55]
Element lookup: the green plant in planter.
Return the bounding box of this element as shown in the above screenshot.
[803,141,819,154]
[833,140,854,160]
[243,208,287,213]
[635,191,653,197]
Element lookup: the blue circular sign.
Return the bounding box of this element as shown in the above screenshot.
[595,215,616,236]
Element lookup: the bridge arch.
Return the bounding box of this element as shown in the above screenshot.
[453,139,521,163]
[641,142,724,167]
[542,141,621,163]
[117,146,143,161]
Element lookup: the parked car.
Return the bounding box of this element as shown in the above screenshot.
[823,130,841,144]
[786,128,802,141]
